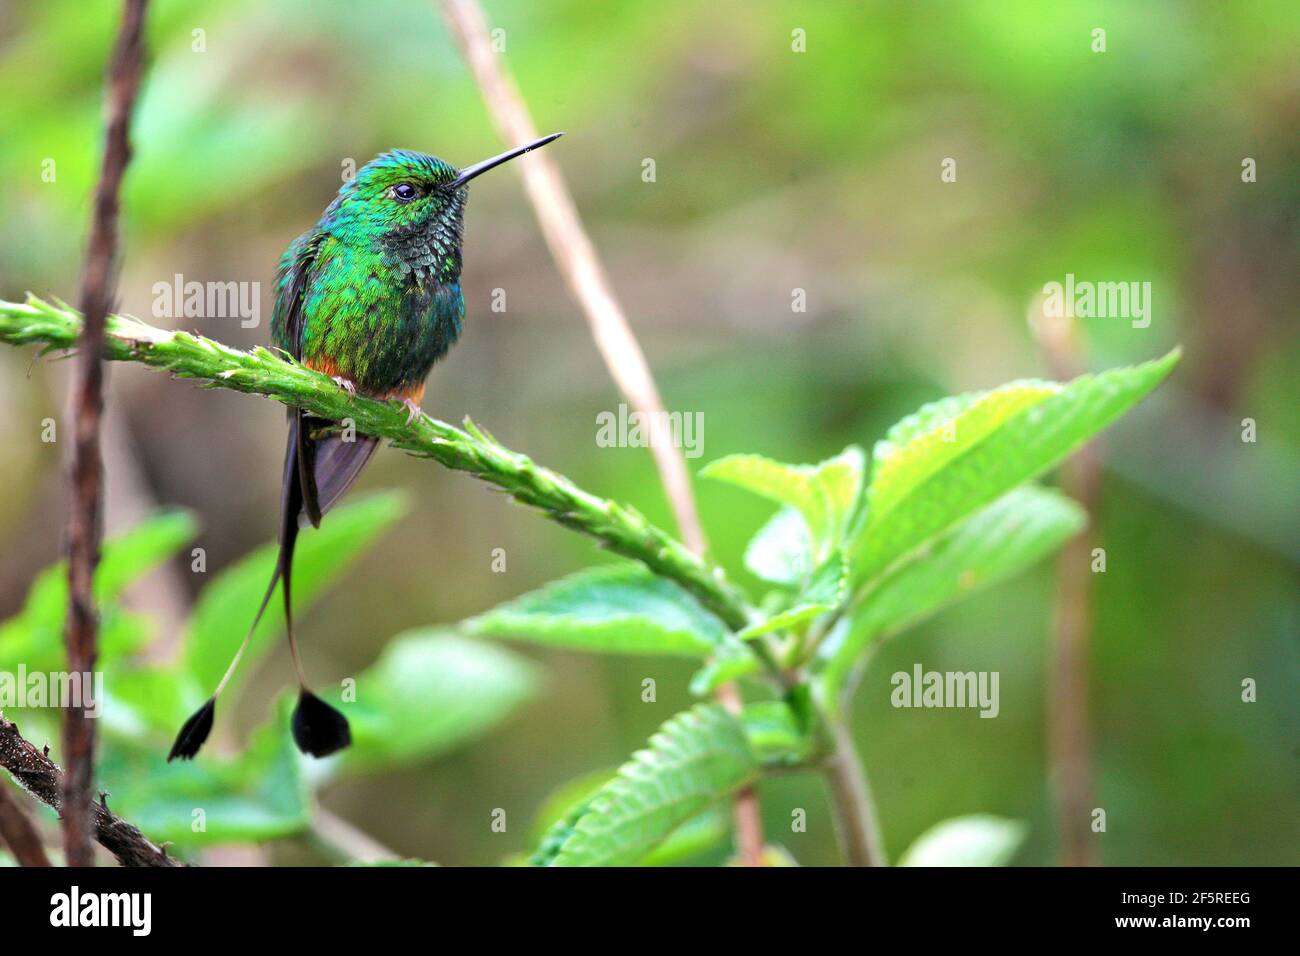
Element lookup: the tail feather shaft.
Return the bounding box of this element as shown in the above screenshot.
[168,410,370,761]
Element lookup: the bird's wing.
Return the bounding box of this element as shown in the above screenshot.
[271,231,380,528]
[271,229,322,361]
[271,230,326,525]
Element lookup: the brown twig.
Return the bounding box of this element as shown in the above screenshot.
[435,0,707,555]
[0,779,52,867]
[62,0,149,867]
[1,716,181,867]
[436,0,765,865]
[1030,298,1099,867]
[823,709,885,866]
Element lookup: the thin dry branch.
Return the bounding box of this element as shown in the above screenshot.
[62,0,149,868]
[1031,299,1099,868]
[436,0,706,555]
[0,715,181,867]
[436,0,766,867]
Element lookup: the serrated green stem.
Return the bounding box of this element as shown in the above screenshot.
[0,295,753,631]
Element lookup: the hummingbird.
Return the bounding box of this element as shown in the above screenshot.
[168,132,563,762]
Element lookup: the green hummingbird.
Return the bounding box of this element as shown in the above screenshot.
[169,132,563,761]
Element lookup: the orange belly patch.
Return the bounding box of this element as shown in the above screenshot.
[304,357,425,404]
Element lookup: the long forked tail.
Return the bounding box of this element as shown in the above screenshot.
[168,411,376,761]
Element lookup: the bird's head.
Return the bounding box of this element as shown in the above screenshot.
[322,133,561,283]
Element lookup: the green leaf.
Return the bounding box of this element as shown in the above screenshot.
[688,644,762,697]
[898,815,1028,867]
[738,550,847,640]
[0,510,197,673]
[820,486,1085,709]
[528,769,730,866]
[639,806,731,866]
[97,608,155,664]
[867,384,1055,521]
[96,510,199,598]
[740,701,814,765]
[532,704,760,866]
[847,351,1179,591]
[100,663,200,738]
[467,564,726,657]
[703,446,865,560]
[329,630,537,773]
[527,768,617,848]
[744,506,815,585]
[99,721,310,847]
[184,491,409,700]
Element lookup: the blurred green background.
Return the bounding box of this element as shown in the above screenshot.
[0,0,1296,865]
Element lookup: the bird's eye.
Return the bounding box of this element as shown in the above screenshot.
[391,182,420,202]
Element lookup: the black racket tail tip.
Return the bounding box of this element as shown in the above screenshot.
[167,697,216,762]
[291,688,351,758]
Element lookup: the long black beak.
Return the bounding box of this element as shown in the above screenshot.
[448,132,563,189]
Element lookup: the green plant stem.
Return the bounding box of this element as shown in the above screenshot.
[823,716,885,866]
[0,295,752,631]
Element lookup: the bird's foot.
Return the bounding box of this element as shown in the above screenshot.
[399,397,422,425]
[332,375,357,397]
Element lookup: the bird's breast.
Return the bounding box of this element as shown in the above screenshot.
[301,250,464,398]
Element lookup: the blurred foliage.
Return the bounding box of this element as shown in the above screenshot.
[0,346,1177,865]
[0,502,537,859]
[0,0,1296,865]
